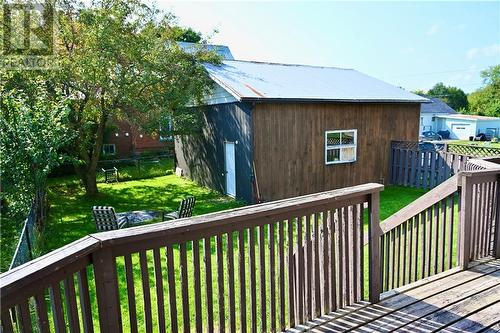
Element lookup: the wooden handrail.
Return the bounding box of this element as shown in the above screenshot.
[0,182,384,333]
[1,162,497,332]
[376,158,500,242]
[381,175,458,234]
[372,160,500,295]
[94,183,383,255]
[0,236,100,308]
[465,158,500,171]
[362,175,458,247]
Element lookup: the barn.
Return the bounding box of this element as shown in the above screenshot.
[175,59,427,203]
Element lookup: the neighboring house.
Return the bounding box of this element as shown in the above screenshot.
[103,120,173,158]
[176,55,427,203]
[435,114,500,140]
[419,97,456,134]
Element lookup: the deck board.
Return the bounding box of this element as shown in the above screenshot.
[439,301,500,332]
[304,259,500,333]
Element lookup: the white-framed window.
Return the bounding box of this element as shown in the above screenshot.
[325,129,357,164]
[102,144,116,155]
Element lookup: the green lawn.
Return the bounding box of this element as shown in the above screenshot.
[0,158,175,273]
[449,140,500,148]
[5,175,427,331]
[378,186,427,221]
[43,174,244,255]
[41,180,424,256]
[0,216,24,272]
[49,156,175,188]
[52,180,425,332]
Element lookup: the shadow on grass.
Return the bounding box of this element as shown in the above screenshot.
[43,175,244,255]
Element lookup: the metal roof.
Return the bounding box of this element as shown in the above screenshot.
[204,60,428,103]
[420,97,457,114]
[177,42,234,60]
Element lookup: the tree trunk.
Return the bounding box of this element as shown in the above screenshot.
[33,187,47,229]
[84,170,98,196]
[76,109,108,197]
[173,137,178,172]
[74,164,97,196]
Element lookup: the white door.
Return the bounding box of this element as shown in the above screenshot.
[224,142,236,197]
[451,123,472,140]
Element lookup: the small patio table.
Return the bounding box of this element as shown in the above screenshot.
[116,210,160,226]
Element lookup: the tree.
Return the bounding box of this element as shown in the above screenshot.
[0,74,72,226]
[51,0,218,196]
[467,65,500,117]
[412,89,427,97]
[427,82,468,110]
[170,26,202,43]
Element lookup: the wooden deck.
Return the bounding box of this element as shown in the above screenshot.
[302,259,500,332]
[1,164,498,333]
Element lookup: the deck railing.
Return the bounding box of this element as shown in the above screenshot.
[1,163,498,333]
[0,183,383,333]
[375,158,500,295]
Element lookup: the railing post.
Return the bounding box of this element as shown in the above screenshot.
[92,247,122,333]
[494,174,500,259]
[368,191,382,303]
[458,173,473,269]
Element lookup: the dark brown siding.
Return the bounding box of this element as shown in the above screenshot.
[175,102,254,203]
[252,102,420,201]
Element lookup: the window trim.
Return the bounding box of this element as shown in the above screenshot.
[102,143,116,155]
[325,129,357,165]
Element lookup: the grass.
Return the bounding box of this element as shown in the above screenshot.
[38,173,245,332]
[0,154,173,272]
[378,197,461,292]
[41,180,424,256]
[378,186,427,221]
[450,140,500,148]
[98,157,176,182]
[0,216,24,272]
[6,174,426,331]
[43,174,244,255]
[50,157,175,186]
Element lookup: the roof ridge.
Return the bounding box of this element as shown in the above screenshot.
[222,59,353,70]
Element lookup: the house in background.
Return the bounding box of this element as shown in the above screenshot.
[102,120,173,159]
[419,97,456,134]
[175,51,427,203]
[418,97,500,140]
[435,114,500,140]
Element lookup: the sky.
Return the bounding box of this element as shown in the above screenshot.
[160,1,500,93]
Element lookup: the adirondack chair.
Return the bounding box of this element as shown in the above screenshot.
[162,197,196,221]
[101,167,118,183]
[92,206,129,231]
